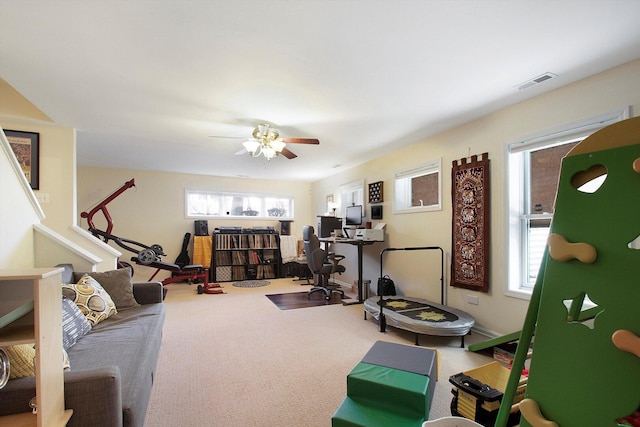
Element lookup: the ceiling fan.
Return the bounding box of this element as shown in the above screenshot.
[212,123,319,160]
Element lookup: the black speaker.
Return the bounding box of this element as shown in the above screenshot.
[194,220,209,236]
[279,220,292,236]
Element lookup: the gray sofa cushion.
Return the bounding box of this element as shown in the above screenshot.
[66,303,165,427]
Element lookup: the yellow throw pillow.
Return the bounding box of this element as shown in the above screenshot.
[62,274,117,326]
[2,345,71,380]
[4,344,35,379]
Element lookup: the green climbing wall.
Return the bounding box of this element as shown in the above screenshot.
[517,117,640,426]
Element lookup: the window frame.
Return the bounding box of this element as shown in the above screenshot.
[338,179,365,217]
[505,107,630,300]
[185,188,295,220]
[393,158,442,214]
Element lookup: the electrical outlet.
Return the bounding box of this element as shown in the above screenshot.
[36,193,50,203]
[466,295,479,305]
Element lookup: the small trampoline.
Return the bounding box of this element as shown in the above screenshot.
[364,246,475,347]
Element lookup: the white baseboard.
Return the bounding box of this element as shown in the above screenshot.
[469,325,501,340]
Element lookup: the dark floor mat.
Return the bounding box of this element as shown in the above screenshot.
[266,291,350,310]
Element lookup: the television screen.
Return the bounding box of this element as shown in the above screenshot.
[345,205,363,225]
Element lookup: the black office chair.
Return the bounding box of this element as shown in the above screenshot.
[302,225,346,300]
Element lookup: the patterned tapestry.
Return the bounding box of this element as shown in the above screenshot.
[451,153,490,292]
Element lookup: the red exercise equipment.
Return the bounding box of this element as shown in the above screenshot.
[81,179,223,294]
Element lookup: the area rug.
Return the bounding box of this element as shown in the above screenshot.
[266,291,350,310]
[232,280,270,288]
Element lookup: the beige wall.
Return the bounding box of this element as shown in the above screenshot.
[3,59,639,336]
[312,58,640,336]
[0,121,76,231]
[76,167,313,282]
[0,79,127,271]
[0,125,42,269]
[0,80,79,269]
[0,78,77,234]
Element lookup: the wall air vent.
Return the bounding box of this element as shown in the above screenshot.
[515,72,557,91]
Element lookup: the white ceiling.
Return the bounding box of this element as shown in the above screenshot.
[1,0,640,182]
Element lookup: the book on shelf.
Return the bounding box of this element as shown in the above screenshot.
[247,250,261,264]
[232,266,247,280]
[232,251,247,264]
[215,251,232,265]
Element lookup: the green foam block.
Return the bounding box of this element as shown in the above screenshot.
[346,362,430,419]
[331,396,425,427]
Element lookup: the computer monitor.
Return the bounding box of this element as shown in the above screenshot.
[345,205,363,226]
[317,215,342,238]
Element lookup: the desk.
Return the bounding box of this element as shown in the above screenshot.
[319,237,380,305]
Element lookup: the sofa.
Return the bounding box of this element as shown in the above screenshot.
[0,264,165,427]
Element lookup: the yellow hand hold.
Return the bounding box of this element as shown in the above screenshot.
[612,329,640,358]
[520,399,559,427]
[548,233,597,264]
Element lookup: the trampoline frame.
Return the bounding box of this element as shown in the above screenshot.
[372,246,473,347]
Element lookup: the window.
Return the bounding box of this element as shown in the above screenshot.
[339,180,364,216]
[506,108,629,298]
[186,189,294,219]
[393,158,442,214]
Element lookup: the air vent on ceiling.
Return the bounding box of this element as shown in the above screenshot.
[515,72,557,91]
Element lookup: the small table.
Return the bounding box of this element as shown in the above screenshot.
[319,237,381,305]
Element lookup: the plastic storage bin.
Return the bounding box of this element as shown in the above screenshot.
[449,361,527,427]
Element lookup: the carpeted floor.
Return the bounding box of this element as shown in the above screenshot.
[146,278,494,426]
[266,291,350,310]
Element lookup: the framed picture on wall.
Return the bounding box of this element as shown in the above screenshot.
[368,181,383,203]
[326,194,336,215]
[371,205,383,220]
[5,130,40,190]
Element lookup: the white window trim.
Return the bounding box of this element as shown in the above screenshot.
[338,179,364,217]
[184,188,295,220]
[393,158,442,214]
[504,107,630,300]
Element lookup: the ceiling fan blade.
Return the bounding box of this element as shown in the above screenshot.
[209,135,245,139]
[281,148,297,159]
[280,138,319,145]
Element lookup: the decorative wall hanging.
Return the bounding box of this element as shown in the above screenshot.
[5,130,39,190]
[451,152,490,292]
[368,181,383,203]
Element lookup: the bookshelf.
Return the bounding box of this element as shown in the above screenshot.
[0,268,73,427]
[212,232,281,282]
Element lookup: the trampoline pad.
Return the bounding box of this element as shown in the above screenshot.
[364,296,475,337]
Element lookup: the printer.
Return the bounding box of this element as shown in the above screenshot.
[355,223,386,241]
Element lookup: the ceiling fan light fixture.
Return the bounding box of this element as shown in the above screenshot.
[257,124,269,137]
[253,123,279,141]
[262,145,276,160]
[243,139,260,155]
[271,139,286,152]
[235,123,318,161]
